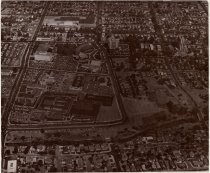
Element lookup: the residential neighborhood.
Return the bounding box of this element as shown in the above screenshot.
[1,1,208,172]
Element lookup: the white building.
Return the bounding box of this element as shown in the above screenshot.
[34,54,53,61]
[36,37,53,42]
[34,43,54,61]
[43,16,96,29]
[7,160,17,173]
[2,69,13,76]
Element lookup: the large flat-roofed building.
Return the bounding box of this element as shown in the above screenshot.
[43,16,96,29]
[71,100,100,117]
[34,54,53,61]
[2,69,13,76]
[7,160,17,173]
[86,94,114,106]
[34,43,54,61]
[36,37,53,42]
[85,86,114,106]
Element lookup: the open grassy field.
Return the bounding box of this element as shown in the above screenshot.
[122,97,166,125]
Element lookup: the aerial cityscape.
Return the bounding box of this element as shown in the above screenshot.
[1,1,208,172]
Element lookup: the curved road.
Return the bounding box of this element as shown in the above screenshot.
[7,42,128,131]
[3,11,128,133]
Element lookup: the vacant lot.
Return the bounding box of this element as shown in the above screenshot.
[122,97,165,125]
[96,98,122,122]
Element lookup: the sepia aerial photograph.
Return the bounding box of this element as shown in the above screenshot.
[1,0,208,172]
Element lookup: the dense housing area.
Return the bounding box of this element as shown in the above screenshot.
[1,1,208,172]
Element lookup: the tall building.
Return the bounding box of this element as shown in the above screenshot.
[108,35,120,49]
[179,35,188,54]
[174,36,188,57]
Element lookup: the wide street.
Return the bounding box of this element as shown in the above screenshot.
[97,43,128,122]
[2,2,48,144]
